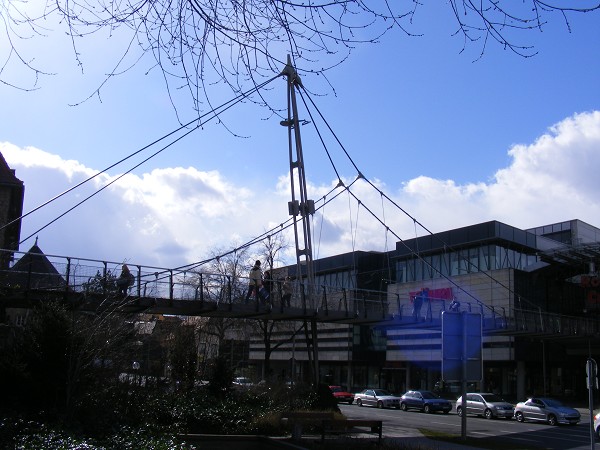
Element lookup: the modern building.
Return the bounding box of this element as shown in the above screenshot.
[250,251,390,386]
[250,219,600,401]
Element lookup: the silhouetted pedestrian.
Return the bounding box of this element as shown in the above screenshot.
[281,276,292,307]
[116,264,135,296]
[245,260,263,303]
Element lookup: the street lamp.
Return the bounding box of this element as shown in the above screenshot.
[133,361,140,385]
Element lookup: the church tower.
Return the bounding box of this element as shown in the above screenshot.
[0,152,24,269]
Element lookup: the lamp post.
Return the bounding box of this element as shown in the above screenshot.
[133,361,140,386]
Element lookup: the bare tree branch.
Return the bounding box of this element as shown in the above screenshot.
[1,1,598,115]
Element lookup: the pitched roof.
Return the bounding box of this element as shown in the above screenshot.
[0,151,23,186]
[5,242,66,289]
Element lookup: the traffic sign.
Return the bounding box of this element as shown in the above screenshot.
[441,311,482,382]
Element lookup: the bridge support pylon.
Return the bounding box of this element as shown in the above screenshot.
[280,55,319,384]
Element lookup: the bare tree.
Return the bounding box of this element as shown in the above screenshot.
[253,231,297,380]
[257,318,302,382]
[2,1,598,115]
[193,245,253,374]
[261,232,290,274]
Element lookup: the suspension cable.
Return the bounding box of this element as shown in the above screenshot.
[16,75,282,245]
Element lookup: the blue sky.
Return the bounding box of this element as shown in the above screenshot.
[1,3,599,270]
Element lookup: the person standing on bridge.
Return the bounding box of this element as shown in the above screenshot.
[245,260,264,304]
[116,264,135,296]
[262,270,273,305]
[281,276,292,307]
[412,287,426,321]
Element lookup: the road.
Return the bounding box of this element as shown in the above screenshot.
[338,403,597,450]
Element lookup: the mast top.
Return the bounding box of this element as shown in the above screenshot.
[281,55,303,88]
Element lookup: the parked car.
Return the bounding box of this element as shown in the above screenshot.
[329,385,354,404]
[400,390,452,414]
[354,388,401,409]
[232,377,253,388]
[514,397,580,425]
[456,393,514,419]
[594,411,600,438]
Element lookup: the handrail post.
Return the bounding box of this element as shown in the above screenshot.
[199,273,204,305]
[396,293,401,319]
[169,270,174,305]
[301,284,307,315]
[322,285,328,315]
[135,265,141,297]
[426,297,432,321]
[255,283,260,312]
[278,279,284,313]
[102,262,108,297]
[64,257,71,300]
[227,275,232,306]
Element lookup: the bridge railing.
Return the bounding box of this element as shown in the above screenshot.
[0,248,237,303]
[504,307,600,336]
[3,248,595,335]
[0,247,505,322]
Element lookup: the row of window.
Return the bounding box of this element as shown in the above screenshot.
[314,271,356,290]
[395,245,538,283]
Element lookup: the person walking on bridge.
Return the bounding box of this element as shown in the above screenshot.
[245,260,264,304]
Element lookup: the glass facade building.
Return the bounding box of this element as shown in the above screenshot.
[250,219,600,401]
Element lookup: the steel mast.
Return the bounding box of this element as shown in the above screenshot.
[280,55,319,383]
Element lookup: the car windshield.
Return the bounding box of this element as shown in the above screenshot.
[330,387,342,392]
[481,394,505,402]
[540,398,563,407]
[373,389,392,396]
[421,391,439,399]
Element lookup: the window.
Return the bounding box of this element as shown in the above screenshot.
[459,250,469,273]
[468,248,479,273]
[414,258,423,281]
[450,251,460,275]
[480,246,493,271]
[430,254,441,279]
[397,261,406,283]
[440,252,450,277]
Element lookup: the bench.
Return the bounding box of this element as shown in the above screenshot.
[322,419,382,444]
[280,411,335,441]
[280,412,382,444]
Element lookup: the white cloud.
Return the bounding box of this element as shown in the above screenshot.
[1,110,600,270]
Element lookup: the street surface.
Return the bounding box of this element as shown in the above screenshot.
[339,403,596,450]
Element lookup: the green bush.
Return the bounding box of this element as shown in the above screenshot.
[1,376,346,445]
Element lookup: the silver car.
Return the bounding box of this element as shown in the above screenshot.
[456,393,514,419]
[354,388,401,409]
[514,397,580,426]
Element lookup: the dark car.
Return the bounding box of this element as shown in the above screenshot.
[400,390,452,414]
[329,385,354,404]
